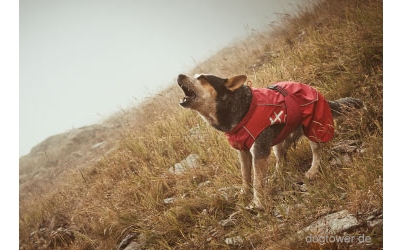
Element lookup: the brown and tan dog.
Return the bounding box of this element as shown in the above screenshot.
[177,74,362,208]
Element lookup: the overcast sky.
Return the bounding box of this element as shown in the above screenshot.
[19,0,302,156]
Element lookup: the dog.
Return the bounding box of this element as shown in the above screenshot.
[177,74,363,208]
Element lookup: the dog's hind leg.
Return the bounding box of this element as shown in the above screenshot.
[238,150,252,195]
[305,141,322,179]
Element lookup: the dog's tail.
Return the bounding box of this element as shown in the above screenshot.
[328,97,364,118]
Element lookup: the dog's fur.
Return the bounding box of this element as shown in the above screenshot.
[177,74,363,208]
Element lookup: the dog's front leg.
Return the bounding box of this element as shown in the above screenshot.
[238,150,252,195]
[250,129,274,209]
[251,154,269,208]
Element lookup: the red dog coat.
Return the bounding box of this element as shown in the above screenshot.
[225,82,334,150]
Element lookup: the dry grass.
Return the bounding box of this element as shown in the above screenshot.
[20,0,382,249]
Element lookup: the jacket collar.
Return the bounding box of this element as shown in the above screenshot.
[225,88,258,136]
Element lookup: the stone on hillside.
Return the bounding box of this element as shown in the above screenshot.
[217,186,241,201]
[225,235,244,246]
[332,140,360,153]
[219,218,236,227]
[118,233,144,250]
[169,154,200,174]
[91,141,106,150]
[330,140,364,166]
[298,210,359,235]
[198,180,211,187]
[330,154,352,166]
[163,197,176,204]
[121,241,143,250]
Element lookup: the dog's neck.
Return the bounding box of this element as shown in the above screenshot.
[213,86,252,132]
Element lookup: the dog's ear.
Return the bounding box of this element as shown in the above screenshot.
[225,75,247,92]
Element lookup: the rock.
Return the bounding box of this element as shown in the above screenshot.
[299,183,307,192]
[267,210,379,250]
[169,154,200,174]
[122,241,143,250]
[274,204,290,219]
[298,210,359,235]
[198,180,211,187]
[91,141,106,149]
[225,236,244,246]
[163,197,175,204]
[330,140,362,166]
[367,218,383,228]
[185,125,204,142]
[366,212,383,228]
[118,233,138,250]
[330,154,352,166]
[217,186,241,201]
[219,218,236,227]
[332,140,360,153]
[293,182,307,192]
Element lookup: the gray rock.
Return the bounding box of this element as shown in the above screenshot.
[267,210,378,250]
[274,204,290,219]
[169,154,200,174]
[163,197,176,204]
[91,141,106,149]
[118,233,137,250]
[332,141,359,153]
[298,210,359,235]
[366,213,383,228]
[225,236,244,246]
[198,180,211,187]
[217,186,241,201]
[123,241,143,250]
[330,154,352,166]
[219,218,236,227]
[299,183,307,192]
[367,218,383,228]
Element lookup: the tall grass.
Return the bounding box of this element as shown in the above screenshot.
[20,0,382,249]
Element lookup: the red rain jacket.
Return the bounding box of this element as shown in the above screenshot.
[225,82,334,150]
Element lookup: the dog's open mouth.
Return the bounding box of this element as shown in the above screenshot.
[179,84,196,107]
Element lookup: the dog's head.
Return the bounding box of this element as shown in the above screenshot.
[177,74,247,108]
[177,74,248,129]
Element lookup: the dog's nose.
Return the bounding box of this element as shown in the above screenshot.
[178,74,187,81]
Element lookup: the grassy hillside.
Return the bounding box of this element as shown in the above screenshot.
[19,0,383,249]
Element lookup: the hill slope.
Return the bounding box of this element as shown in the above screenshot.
[20,0,382,249]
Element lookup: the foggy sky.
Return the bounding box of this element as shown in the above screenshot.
[20,0,302,156]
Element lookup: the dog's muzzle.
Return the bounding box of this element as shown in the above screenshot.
[177,75,196,107]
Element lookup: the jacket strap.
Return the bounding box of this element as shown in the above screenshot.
[267,85,289,96]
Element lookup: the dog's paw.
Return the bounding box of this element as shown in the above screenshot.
[249,198,265,210]
[245,203,264,214]
[235,187,252,203]
[239,187,251,195]
[305,170,318,179]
